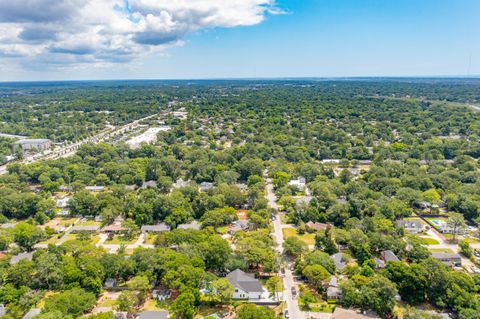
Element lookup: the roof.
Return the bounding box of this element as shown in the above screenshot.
[177,221,201,230]
[381,250,400,262]
[14,138,51,145]
[102,224,126,232]
[396,219,422,228]
[331,253,347,271]
[138,310,169,319]
[141,224,171,232]
[71,225,100,231]
[229,220,249,233]
[22,308,41,319]
[431,252,462,260]
[226,269,263,293]
[333,308,379,319]
[305,221,329,231]
[328,276,339,287]
[327,286,342,297]
[10,252,33,265]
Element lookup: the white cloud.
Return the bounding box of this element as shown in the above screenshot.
[0,0,280,69]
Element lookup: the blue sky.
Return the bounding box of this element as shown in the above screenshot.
[0,0,479,81]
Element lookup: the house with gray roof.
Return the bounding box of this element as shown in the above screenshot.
[395,219,423,234]
[432,252,462,267]
[14,139,51,152]
[137,310,169,319]
[330,253,348,272]
[380,250,400,263]
[228,220,250,235]
[10,252,33,265]
[22,308,41,319]
[226,269,264,300]
[177,221,201,230]
[141,223,171,233]
[71,225,100,233]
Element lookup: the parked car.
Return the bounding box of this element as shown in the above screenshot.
[291,287,297,297]
[284,310,289,318]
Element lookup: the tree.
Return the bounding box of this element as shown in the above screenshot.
[42,288,96,318]
[13,222,46,251]
[121,219,139,239]
[283,236,307,258]
[459,239,473,258]
[447,213,467,242]
[303,264,330,289]
[421,189,442,205]
[236,304,276,319]
[315,226,338,255]
[265,275,283,301]
[171,291,196,319]
[211,278,234,303]
[117,290,138,315]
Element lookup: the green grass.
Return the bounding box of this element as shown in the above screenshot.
[216,226,229,234]
[282,227,316,245]
[106,235,138,245]
[144,234,157,245]
[418,237,440,245]
[63,234,101,244]
[428,248,454,253]
[99,299,117,307]
[76,219,101,226]
[464,237,480,244]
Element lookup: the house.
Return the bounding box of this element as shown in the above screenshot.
[235,183,248,191]
[102,224,127,234]
[435,220,467,235]
[229,220,250,235]
[199,182,214,192]
[85,185,105,192]
[332,307,379,319]
[0,304,7,316]
[0,223,15,229]
[0,304,7,317]
[330,253,348,272]
[288,176,306,191]
[10,252,33,265]
[114,311,128,319]
[142,181,157,189]
[153,289,172,301]
[55,196,71,208]
[305,221,329,232]
[22,308,41,319]
[374,257,386,269]
[380,250,400,263]
[71,225,100,233]
[226,269,264,300]
[137,310,169,319]
[13,138,51,152]
[177,221,201,230]
[141,223,171,233]
[431,252,462,267]
[173,178,190,189]
[296,196,313,207]
[395,219,423,234]
[326,276,343,300]
[104,278,119,289]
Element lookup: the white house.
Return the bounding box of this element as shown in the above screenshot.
[288,176,306,191]
[226,269,264,300]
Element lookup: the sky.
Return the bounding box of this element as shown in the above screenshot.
[0,0,479,81]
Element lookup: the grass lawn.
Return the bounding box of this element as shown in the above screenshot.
[282,227,315,245]
[464,237,480,244]
[418,236,440,245]
[142,298,166,311]
[99,299,117,307]
[106,235,138,245]
[144,234,157,245]
[428,248,454,253]
[216,226,229,234]
[63,233,101,244]
[40,235,61,245]
[77,219,101,226]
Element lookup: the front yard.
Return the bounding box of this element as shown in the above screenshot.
[282,227,316,245]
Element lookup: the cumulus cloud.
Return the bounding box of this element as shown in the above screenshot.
[0,0,281,68]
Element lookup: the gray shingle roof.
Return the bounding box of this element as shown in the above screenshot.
[138,310,169,319]
[141,223,170,232]
[331,253,347,271]
[10,252,33,265]
[226,269,263,293]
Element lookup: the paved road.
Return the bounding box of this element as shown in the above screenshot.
[267,177,305,319]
